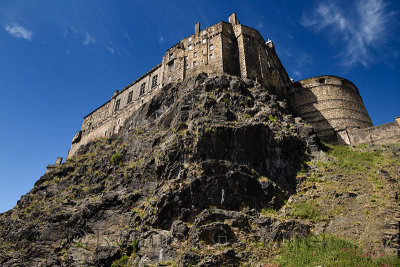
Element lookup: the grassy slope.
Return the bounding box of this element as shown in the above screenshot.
[268,142,400,266]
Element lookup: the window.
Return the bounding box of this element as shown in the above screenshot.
[168,61,174,70]
[188,44,193,51]
[202,39,206,44]
[115,99,120,111]
[188,36,192,42]
[193,61,197,67]
[152,75,158,88]
[193,52,197,58]
[169,52,174,58]
[185,64,189,70]
[209,44,214,51]
[140,83,146,96]
[127,91,133,104]
[211,27,214,31]
[209,53,213,59]
[184,56,188,61]
[202,30,206,35]
[168,76,172,81]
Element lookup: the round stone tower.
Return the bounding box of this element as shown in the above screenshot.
[288,75,372,144]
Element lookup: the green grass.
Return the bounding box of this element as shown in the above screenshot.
[261,208,277,217]
[275,234,400,266]
[324,143,384,172]
[290,201,324,222]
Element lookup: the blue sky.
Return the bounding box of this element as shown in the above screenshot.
[0,0,399,213]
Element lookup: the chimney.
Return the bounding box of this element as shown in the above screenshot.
[55,157,63,166]
[228,12,238,25]
[195,22,200,35]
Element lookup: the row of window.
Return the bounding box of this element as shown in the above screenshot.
[185,53,214,70]
[188,27,215,43]
[188,43,214,51]
[114,75,158,111]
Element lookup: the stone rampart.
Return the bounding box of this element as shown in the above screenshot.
[346,118,400,145]
[288,75,372,143]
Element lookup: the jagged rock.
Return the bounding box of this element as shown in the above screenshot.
[170,220,189,240]
[4,73,396,266]
[93,246,120,267]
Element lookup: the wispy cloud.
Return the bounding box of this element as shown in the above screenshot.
[301,0,395,68]
[83,32,95,45]
[105,44,115,54]
[4,23,33,40]
[158,36,164,44]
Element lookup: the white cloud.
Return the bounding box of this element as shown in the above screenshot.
[83,32,95,45]
[158,36,164,44]
[4,23,33,41]
[301,0,395,68]
[105,44,115,54]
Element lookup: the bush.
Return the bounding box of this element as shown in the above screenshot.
[111,254,129,267]
[132,240,139,255]
[111,153,123,165]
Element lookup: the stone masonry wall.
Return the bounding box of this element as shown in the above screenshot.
[346,119,400,145]
[288,76,373,143]
[68,13,309,157]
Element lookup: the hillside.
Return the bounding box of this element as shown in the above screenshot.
[0,73,399,266]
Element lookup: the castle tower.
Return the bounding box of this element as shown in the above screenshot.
[288,76,373,144]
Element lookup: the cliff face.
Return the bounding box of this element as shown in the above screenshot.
[0,74,398,266]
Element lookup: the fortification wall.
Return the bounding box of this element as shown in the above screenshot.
[288,76,373,143]
[346,118,400,145]
[68,83,163,157]
[68,13,295,157]
[233,24,290,90]
[68,65,163,157]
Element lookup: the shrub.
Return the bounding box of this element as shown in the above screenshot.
[132,240,139,255]
[268,114,277,122]
[111,153,123,165]
[111,254,129,267]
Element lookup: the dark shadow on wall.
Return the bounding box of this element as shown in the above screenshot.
[288,81,339,144]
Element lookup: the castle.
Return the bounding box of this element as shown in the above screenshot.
[67,13,400,158]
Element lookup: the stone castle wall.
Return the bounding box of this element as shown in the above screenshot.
[346,118,400,145]
[68,13,399,158]
[68,13,291,157]
[288,76,373,144]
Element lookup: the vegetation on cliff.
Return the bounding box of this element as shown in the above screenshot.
[0,74,398,266]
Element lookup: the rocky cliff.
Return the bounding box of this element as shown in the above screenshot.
[0,74,399,266]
